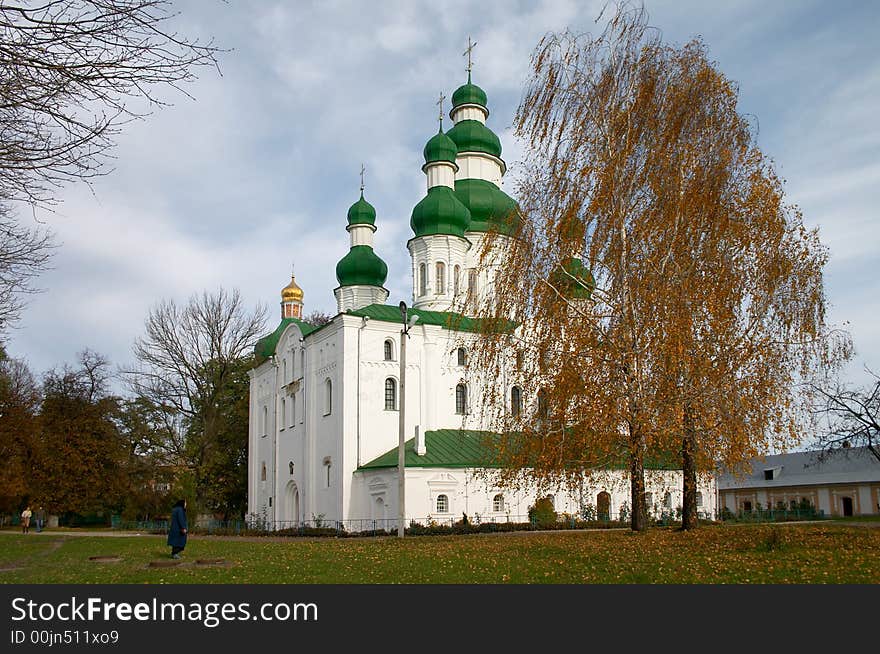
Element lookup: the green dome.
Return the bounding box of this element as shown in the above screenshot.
[454,178,521,235]
[423,129,458,165]
[347,194,376,226]
[336,245,388,287]
[452,78,488,108]
[410,186,472,238]
[446,119,502,158]
[551,257,595,300]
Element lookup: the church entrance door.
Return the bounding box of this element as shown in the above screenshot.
[285,481,300,526]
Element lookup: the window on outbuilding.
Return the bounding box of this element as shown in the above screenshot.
[384,339,394,361]
[511,386,522,417]
[436,494,449,513]
[493,494,504,512]
[385,378,397,411]
[455,383,467,414]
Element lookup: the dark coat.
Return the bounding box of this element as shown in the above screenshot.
[167,505,188,548]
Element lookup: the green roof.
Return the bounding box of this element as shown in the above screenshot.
[359,428,682,471]
[446,119,502,158]
[423,129,458,166]
[451,75,488,109]
[359,429,500,470]
[254,317,320,364]
[345,303,514,334]
[347,194,377,226]
[336,245,388,288]
[410,185,472,238]
[454,178,520,235]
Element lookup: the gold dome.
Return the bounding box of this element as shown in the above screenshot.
[281,275,304,303]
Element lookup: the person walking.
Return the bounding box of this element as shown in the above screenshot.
[34,506,46,533]
[20,506,32,534]
[167,499,188,559]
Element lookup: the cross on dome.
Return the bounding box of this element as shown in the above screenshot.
[360,163,366,194]
[436,92,446,129]
[463,36,477,77]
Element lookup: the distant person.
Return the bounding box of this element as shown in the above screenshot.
[34,506,46,533]
[167,499,188,559]
[20,506,32,534]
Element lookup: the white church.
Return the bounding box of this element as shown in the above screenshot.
[247,67,717,530]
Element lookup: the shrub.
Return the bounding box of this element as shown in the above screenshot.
[528,496,557,527]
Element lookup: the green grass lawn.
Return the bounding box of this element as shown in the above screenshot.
[1,522,878,583]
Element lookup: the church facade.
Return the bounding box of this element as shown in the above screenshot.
[247,72,717,530]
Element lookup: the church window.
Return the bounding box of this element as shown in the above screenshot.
[262,406,268,437]
[493,494,504,512]
[289,461,295,476]
[300,349,305,377]
[436,494,449,513]
[457,347,467,366]
[511,386,522,417]
[384,339,394,361]
[324,461,332,488]
[435,262,446,294]
[385,378,397,411]
[664,492,673,509]
[454,265,461,296]
[291,393,296,427]
[644,492,654,513]
[537,389,548,418]
[324,379,332,416]
[468,269,477,296]
[281,398,286,429]
[515,350,524,370]
[282,358,287,383]
[419,263,427,296]
[455,383,468,414]
[260,463,267,482]
[696,492,703,507]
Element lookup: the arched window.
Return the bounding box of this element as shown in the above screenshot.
[664,492,673,509]
[515,350,524,370]
[419,263,427,296]
[436,494,449,513]
[435,262,446,294]
[324,460,332,488]
[696,492,703,507]
[262,406,268,437]
[468,269,477,296]
[645,492,654,513]
[537,389,548,418]
[384,339,394,361]
[457,347,467,366]
[455,383,467,414]
[300,349,305,377]
[260,462,267,482]
[289,461,295,475]
[454,265,461,296]
[385,378,397,411]
[282,358,287,383]
[281,398,286,428]
[510,386,522,417]
[324,379,332,416]
[291,393,296,427]
[493,494,504,512]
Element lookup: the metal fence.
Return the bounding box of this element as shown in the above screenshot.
[719,508,826,523]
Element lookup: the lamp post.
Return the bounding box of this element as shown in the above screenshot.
[398,300,418,537]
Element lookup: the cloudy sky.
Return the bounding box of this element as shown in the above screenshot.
[6,0,879,392]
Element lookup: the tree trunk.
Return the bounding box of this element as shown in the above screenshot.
[680,406,698,530]
[629,433,647,532]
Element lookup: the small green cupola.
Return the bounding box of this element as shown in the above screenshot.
[550,257,596,300]
[451,72,488,112]
[336,245,388,287]
[411,186,472,238]
[423,129,458,167]
[334,184,391,312]
[347,193,376,226]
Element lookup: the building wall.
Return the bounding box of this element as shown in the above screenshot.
[719,482,880,517]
